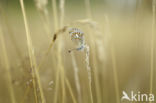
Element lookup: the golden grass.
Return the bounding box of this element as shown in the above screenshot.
[34,0,51,37]
[104,15,120,103]
[110,46,120,103]
[84,0,102,102]
[19,0,46,103]
[150,0,155,102]
[58,1,66,102]
[71,52,82,103]
[52,0,59,31]
[0,1,155,103]
[0,24,16,103]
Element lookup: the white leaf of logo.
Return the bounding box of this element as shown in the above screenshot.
[121,91,131,101]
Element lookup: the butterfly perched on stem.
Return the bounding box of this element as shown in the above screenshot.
[68,28,86,53]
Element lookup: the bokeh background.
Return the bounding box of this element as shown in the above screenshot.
[0,0,155,103]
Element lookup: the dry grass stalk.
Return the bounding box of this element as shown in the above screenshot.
[84,1,102,102]
[51,1,60,102]
[85,0,92,18]
[76,16,101,103]
[84,45,94,103]
[60,0,65,27]
[58,0,66,102]
[0,24,16,103]
[0,7,22,60]
[20,87,30,103]
[111,46,120,103]
[53,69,60,103]
[19,0,46,103]
[0,7,36,103]
[105,16,120,103]
[34,0,51,37]
[20,2,70,102]
[71,52,82,103]
[57,42,66,103]
[74,19,104,103]
[68,27,93,103]
[34,0,48,12]
[52,27,68,103]
[65,79,77,103]
[52,0,59,31]
[150,0,155,101]
[38,26,68,69]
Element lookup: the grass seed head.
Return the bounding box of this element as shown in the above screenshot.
[35,0,48,12]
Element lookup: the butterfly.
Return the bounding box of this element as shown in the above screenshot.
[68,28,86,53]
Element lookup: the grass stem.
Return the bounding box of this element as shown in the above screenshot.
[150,0,155,101]
[19,0,46,103]
[0,24,16,103]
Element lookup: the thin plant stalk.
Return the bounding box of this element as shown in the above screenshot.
[60,0,65,27]
[20,86,30,103]
[53,61,78,103]
[0,6,36,103]
[37,10,51,37]
[21,1,70,102]
[0,7,22,60]
[59,0,66,103]
[65,79,77,103]
[55,50,65,103]
[19,1,38,102]
[0,26,16,103]
[71,52,82,103]
[135,0,141,47]
[0,7,37,103]
[90,40,102,103]
[53,68,60,103]
[111,45,120,103]
[57,1,78,103]
[84,0,102,102]
[34,0,51,37]
[21,1,67,100]
[52,0,59,31]
[59,57,66,103]
[105,16,120,103]
[19,0,46,103]
[85,0,92,18]
[85,45,94,103]
[51,0,61,103]
[150,0,155,100]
